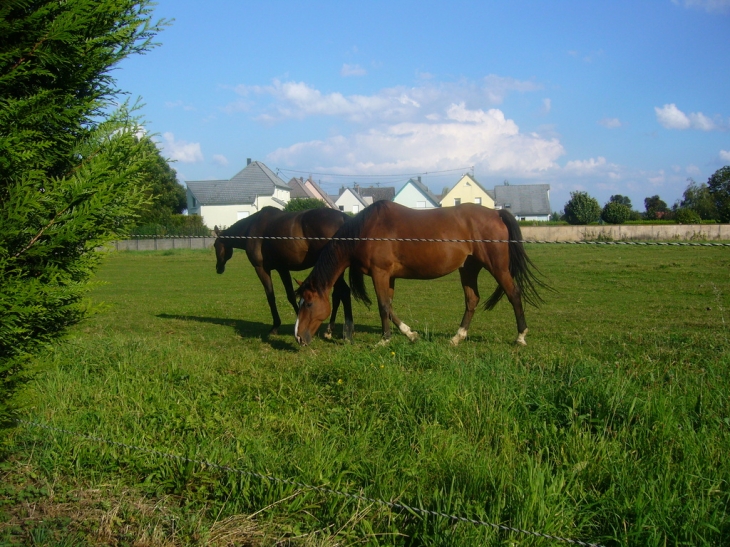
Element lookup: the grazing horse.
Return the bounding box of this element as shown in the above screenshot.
[214,206,354,339]
[294,201,548,347]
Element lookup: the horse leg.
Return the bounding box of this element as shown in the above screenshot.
[331,274,354,341]
[451,259,482,346]
[491,266,528,346]
[386,278,418,342]
[324,279,342,340]
[371,270,394,344]
[278,269,299,315]
[254,266,281,335]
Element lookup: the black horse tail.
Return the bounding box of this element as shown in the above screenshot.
[348,263,371,307]
[484,209,551,311]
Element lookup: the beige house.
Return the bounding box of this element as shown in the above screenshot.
[440,174,495,208]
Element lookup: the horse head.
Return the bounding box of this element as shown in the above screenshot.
[294,279,331,346]
[213,226,233,274]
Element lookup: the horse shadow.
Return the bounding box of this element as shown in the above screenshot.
[156,313,379,350]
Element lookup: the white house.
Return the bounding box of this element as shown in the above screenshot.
[492,183,551,221]
[335,187,371,214]
[186,160,290,228]
[393,177,440,209]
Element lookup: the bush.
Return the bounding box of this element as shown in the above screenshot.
[284,198,326,212]
[601,201,631,224]
[130,214,210,236]
[674,208,702,224]
[564,191,601,225]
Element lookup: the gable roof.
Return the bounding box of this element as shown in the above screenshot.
[493,184,551,216]
[186,161,289,206]
[358,185,395,202]
[440,173,493,204]
[336,187,370,208]
[287,177,316,199]
[396,178,441,206]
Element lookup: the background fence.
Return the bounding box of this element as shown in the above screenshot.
[113,223,730,250]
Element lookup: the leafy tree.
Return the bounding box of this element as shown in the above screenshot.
[563,191,601,225]
[707,166,730,222]
[678,178,717,220]
[284,198,327,212]
[674,208,702,224]
[136,139,187,224]
[601,201,631,224]
[644,195,669,219]
[0,0,164,436]
[609,194,632,209]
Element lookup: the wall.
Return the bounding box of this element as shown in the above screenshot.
[114,224,729,251]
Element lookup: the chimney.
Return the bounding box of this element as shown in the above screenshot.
[247,158,252,165]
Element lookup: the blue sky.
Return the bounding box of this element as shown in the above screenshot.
[116,0,730,212]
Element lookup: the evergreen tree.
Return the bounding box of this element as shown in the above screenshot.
[0,0,165,436]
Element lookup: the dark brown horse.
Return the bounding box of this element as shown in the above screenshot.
[294,201,548,346]
[214,206,353,339]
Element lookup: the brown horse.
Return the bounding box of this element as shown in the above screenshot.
[294,201,548,346]
[214,206,353,339]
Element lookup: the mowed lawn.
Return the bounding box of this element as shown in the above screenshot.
[3,243,730,546]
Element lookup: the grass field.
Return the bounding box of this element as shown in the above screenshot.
[2,244,730,546]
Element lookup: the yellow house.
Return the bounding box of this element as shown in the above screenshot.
[440,174,495,208]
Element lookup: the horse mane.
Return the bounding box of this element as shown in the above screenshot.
[219,207,278,237]
[298,202,387,306]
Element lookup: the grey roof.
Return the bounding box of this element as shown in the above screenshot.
[493,184,551,216]
[358,185,395,202]
[186,161,289,206]
[287,177,316,199]
[397,178,440,206]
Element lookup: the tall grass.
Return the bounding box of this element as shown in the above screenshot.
[3,245,729,546]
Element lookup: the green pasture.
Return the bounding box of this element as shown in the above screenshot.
[3,244,730,546]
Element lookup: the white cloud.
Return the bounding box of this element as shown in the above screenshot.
[229,77,543,123]
[541,98,552,114]
[672,0,730,13]
[482,74,541,104]
[341,63,367,77]
[655,103,718,131]
[720,150,730,161]
[212,154,229,166]
[598,117,622,129]
[267,103,564,177]
[162,132,204,163]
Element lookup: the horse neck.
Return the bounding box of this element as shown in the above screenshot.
[221,214,257,249]
[310,242,351,293]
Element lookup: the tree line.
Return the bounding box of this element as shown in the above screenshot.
[559,167,730,225]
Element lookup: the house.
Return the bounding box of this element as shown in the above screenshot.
[287,176,338,208]
[358,184,395,203]
[393,177,440,209]
[439,174,495,208]
[493,183,551,221]
[335,187,371,214]
[186,159,290,228]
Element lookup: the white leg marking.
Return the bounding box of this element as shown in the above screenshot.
[515,328,529,346]
[376,338,391,347]
[399,322,419,342]
[450,327,468,346]
[294,317,299,339]
[323,328,332,340]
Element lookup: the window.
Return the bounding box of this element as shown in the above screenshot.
[237,211,250,220]
[454,198,461,206]
[475,197,482,205]
[192,197,197,207]
[416,201,426,208]
[352,205,360,214]
[339,205,344,211]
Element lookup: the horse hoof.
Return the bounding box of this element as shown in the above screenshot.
[451,328,467,346]
[515,329,528,346]
[269,327,279,336]
[407,331,419,342]
[376,338,391,347]
[323,330,333,340]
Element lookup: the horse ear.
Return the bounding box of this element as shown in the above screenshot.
[214,225,220,236]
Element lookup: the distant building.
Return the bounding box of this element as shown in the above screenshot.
[439,174,495,208]
[287,176,338,208]
[393,177,440,209]
[358,184,395,203]
[186,159,290,228]
[493,183,551,221]
[335,187,370,214]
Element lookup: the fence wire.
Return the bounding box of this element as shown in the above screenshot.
[18,419,605,547]
[129,234,730,247]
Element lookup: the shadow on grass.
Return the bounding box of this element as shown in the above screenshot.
[156,313,383,350]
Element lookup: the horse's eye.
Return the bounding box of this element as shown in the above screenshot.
[305,301,313,308]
